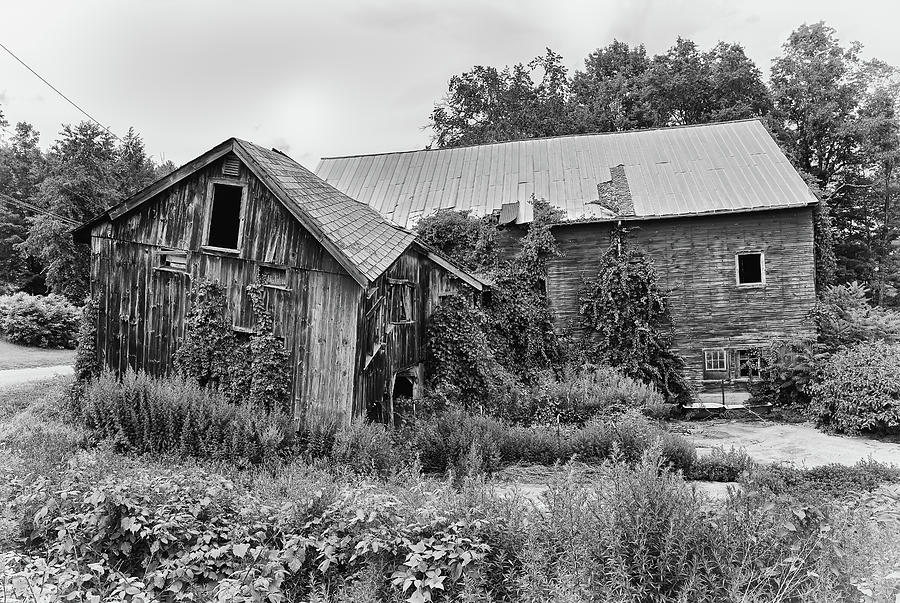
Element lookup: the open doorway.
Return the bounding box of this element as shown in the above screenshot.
[391,365,421,426]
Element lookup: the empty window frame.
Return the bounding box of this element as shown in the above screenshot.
[389,280,415,323]
[735,252,764,285]
[259,265,288,288]
[704,349,727,373]
[156,249,188,273]
[736,349,761,378]
[205,183,244,250]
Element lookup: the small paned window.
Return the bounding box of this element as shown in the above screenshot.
[390,281,414,323]
[736,349,761,378]
[156,249,188,273]
[704,349,727,372]
[736,252,764,285]
[206,183,243,249]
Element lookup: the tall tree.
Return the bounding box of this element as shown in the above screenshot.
[855,64,900,303]
[20,122,120,301]
[570,40,653,132]
[642,38,771,126]
[115,127,161,198]
[429,49,571,148]
[770,22,863,189]
[704,42,773,121]
[0,122,47,291]
[771,22,900,300]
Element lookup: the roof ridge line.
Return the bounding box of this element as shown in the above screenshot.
[319,118,765,161]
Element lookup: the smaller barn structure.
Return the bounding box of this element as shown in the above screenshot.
[74,138,487,423]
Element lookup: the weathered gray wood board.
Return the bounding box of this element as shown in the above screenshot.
[86,152,477,422]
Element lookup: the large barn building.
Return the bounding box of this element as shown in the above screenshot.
[74,138,486,423]
[315,119,819,385]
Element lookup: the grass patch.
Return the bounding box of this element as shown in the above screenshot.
[0,338,75,370]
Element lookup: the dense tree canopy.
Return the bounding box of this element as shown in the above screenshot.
[0,117,173,300]
[430,37,772,146]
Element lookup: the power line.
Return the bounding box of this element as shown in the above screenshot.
[0,40,122,142]
[0,192,81,227]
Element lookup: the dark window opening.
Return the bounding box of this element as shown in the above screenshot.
[207,183,243,249]
[736,349,761,378]
[737,253,763,284]
[393,374,414,400]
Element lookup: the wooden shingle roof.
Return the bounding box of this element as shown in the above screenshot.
[74,138,423,287]
[233,139,415,284]
[315,119,818,229]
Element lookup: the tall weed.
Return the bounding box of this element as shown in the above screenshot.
[82,370,294,464]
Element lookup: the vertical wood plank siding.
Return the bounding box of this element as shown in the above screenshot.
[544,207,817,381]
[90,155,360,419]
[89,153,473,422]
[354,248,470,419]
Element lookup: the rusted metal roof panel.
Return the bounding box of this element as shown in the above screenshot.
[316,119,817,229]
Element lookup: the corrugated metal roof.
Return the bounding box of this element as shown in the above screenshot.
[236,139,416,283]
[316,119,817,229]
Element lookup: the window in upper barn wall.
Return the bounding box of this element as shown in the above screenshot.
[735,252,765,285]
[389,279,415,323]
[205,183,245,250]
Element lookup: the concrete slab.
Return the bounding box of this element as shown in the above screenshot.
[0,364,73,389]
[685,421,900,467]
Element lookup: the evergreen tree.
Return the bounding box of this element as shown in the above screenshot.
[0,122,47,291]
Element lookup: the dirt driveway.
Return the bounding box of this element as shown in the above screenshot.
[683,420,900,467]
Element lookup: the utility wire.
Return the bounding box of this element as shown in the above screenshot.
[0,192,81,226]
[0,40,122,142]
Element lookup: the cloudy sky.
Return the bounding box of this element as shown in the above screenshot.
[1,0,899,170]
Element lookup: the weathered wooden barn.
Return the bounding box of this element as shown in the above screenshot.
[74,138,486,422]
[315,119,819,385]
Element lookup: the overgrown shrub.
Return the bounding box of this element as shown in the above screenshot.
[687,446,756,482]
[414,209,499,273]
[72,297,99,381]
[752,459,900,500]
[3,459,493,603]
[0,292,79,348]
[331,419,402,475]
[808,340,900,434]
[485,198,565,384]
[404,408,696,475]
[748,339,824,407]
[814,281,900,350]
[82,370,294,464]
[577,227,688,401]
[425,294,522,414]
[531,364,666,424]
[173,281,235,388]
[175,281,292,413]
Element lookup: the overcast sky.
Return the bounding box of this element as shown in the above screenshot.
[1,0,899,170]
